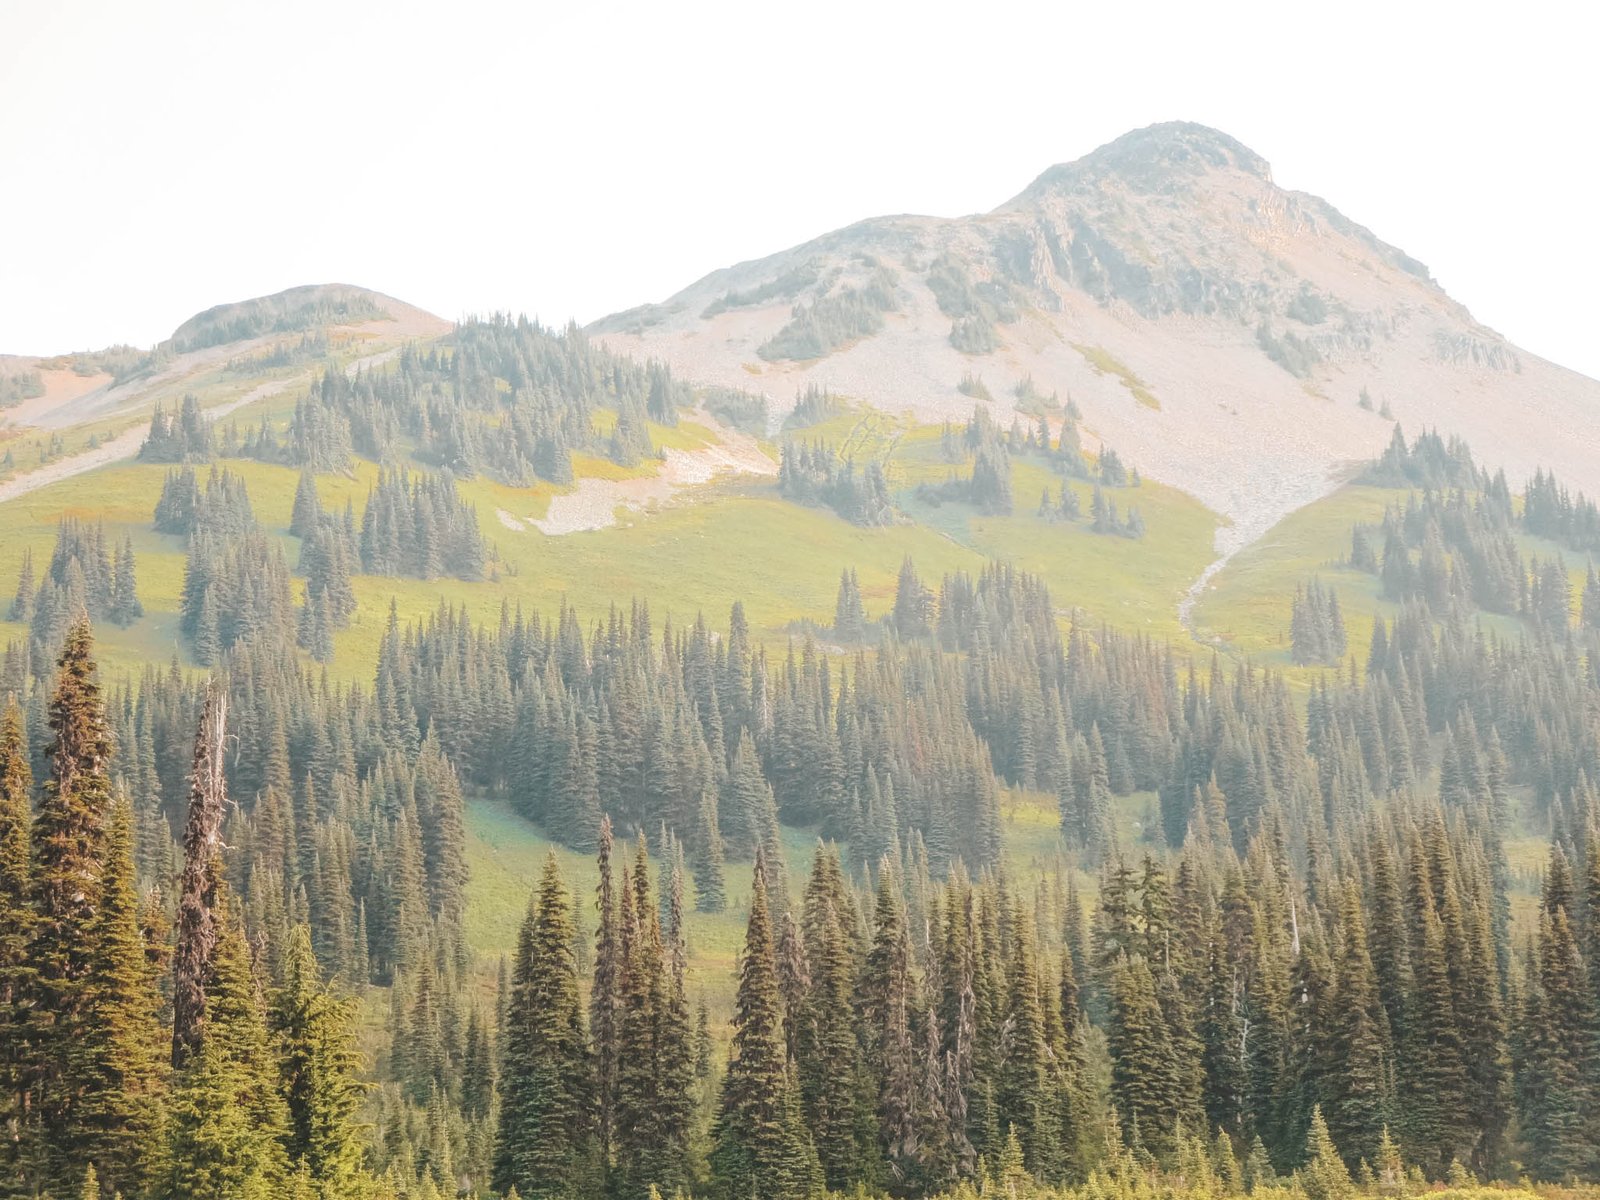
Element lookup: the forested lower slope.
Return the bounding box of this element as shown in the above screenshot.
[3,298,1600,1200]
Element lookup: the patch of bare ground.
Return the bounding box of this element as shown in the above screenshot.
[529,418,777,535]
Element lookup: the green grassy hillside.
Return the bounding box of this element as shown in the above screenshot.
[0,385,1222,683]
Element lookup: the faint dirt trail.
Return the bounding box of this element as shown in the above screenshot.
[0,346,402,508]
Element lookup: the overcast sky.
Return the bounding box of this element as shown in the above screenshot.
[2,0,1595,381]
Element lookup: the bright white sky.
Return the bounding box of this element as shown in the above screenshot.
[2,0,1595,381]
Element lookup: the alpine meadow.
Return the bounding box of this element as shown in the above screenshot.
[7,72,1600,1200]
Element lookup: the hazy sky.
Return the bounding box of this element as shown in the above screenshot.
[3,0,1595,381]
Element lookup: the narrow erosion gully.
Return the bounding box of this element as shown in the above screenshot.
[0,345,408,508]
[1177,544,1240,644]
[1176,461,1362,646]
[1179,513,1288,648]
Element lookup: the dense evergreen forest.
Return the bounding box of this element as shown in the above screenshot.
[7,392,1600,1200]
[201,315,690,485]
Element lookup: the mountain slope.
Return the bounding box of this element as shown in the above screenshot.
[591,122,1600,563]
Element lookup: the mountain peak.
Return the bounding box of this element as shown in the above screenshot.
[1016,121,1272,201]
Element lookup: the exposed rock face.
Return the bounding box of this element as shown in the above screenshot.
[591,122,1600,557]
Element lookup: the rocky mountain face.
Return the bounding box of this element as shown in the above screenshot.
[592,123,1600,557]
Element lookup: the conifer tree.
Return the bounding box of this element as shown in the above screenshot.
[1322,880,1391,1168]
[834,568,868,643]
[495,855,596,1200]
[998,902,1055,1177]
[862,866,921,1187]
[108,537,142,627]
[173,687,227,1069]
[693,786,727,912]
[590,816,619,1168]
[0,697,32,1179]
[271,924,366,1190]
[712,858,815,1200]
[27,619,122,1194]
[1301,1105,1354,1200]
[74,797,166,1198]
[290,470,322,539]
[799,848,869,1189]
[614,840,693,1198]
[1519,846,1592,1179]
[8,548,34,622]
[157,898,291,1198]
[1108,953,1182,1158]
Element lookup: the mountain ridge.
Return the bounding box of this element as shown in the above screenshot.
[588,122,1600,569]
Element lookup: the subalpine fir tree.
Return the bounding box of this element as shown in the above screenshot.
[654,857,698,1198]
[289,469,322,539]
[834,568,868,643]
[1000,900,1058,1179]
[74,797,165,1199]
[692,787,727,912]
[1300,1105,1354,1200]
[27,620,121,1194]
[1519,846,1592,1179]
[722,729,778,860]
[495,855,597,1200]
[1322,880,1392,1168]
[1400,876,1469,1171]
[799,849,869,1189]
[614,841,692,1198]
[1198,923,1245,1139]
[0,697,32,1180]
[156,896,291,1199]
[590,816,619,1169]
[414,732,469,965]
[271,923,366,1190]
[108,537,142,627]
[7,548,35,622]
[1108,953,1183,1159]
[712,857,816,1200]
[862,866,921,1187]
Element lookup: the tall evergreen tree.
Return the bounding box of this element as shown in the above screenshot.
[495,855,597,1200]
[711,857,818,1200]
[74,797,166,1198]
[1322,880,1391,1168]
[156,899,291,1199]
[271,924,366,1190]
[26,619,122,1194]
[0,697,32,1182]
[590,816,619,1170]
